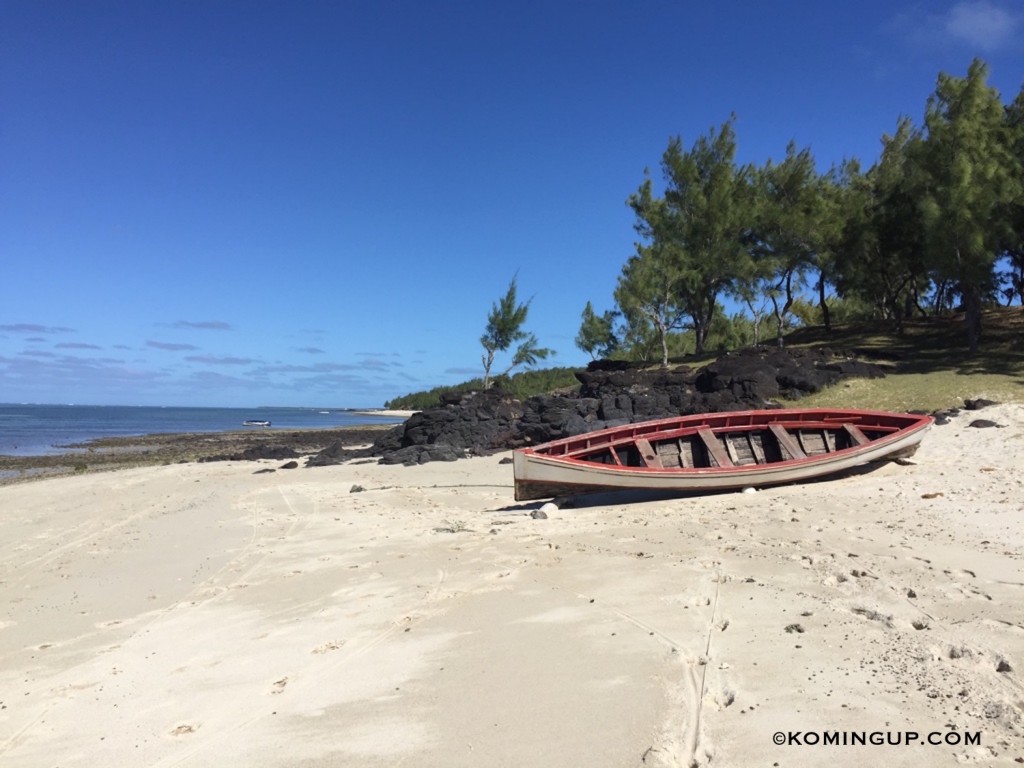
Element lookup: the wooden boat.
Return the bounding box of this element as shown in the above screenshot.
[513,408,933,501]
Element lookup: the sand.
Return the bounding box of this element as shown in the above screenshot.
[1,404,1023,767]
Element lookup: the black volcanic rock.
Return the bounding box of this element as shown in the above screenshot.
[305,441,359,466]
[967,419,1000,429]
[964,398,999,410]
[200,444,301,462]
[304,347,887,467]
[379,444,464,465]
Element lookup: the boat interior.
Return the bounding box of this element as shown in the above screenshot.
[569,423,891,470]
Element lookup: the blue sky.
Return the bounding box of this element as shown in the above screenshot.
[2,1,1022,407]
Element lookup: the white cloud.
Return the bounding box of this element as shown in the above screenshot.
[185,355,255,366]
[944,0,1019,50]
[173,320,233,331]
[885,1,1021,53]
[147,340,200,351]
[0,323,74,334]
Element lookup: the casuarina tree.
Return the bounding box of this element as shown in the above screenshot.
[480,278,552,389]
[919,59,1018,352]
[626,119,752,357]
[575,301,619,360]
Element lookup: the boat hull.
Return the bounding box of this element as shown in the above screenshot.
[513,408,932,501]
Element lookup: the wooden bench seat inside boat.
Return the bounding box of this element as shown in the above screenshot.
[604,422,884,470]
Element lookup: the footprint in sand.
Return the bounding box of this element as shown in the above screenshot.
[311,641,345,654]
[711,687,736,710]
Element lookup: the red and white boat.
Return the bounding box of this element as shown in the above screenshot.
[512,408,933,501]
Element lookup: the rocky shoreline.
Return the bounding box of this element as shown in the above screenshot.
[325,346,889,466]
[0,347,905,483]
[0,425,393,485]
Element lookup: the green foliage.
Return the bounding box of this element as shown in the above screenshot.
[384,367,581,410]
[615,308,761,360]
[708,311,755,351]
[813,295,879,325]
[575,302,619,360]
[609,59,1021,361]
[778,295,878,329]
[614,242,688,366]
[695,308,762,353]
[622,119,752,361]
[787,297,819,328]
[611,308,663,363]
[493,366,581,399]
[745,142,833,346]
[384,380,483,411]
[918,59,1019,351]
[999,82,1024,305]
[833,121,932,331]
[481,278,553,388]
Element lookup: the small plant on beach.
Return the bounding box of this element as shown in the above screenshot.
[480,277,552,389]
[434,519,471,534]
[851,606,894,627]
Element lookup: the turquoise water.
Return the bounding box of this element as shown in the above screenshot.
[0,404,404,456]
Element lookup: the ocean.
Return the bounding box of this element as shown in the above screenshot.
[0,404,406,457]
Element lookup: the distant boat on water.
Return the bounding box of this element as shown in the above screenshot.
[242,420,271,427]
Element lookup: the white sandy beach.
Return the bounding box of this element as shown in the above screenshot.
[2,404,1023,767]
[354,409,419,419]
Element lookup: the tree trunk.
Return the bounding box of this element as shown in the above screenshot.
[744,297,763,346]
[769,294,785,348]
[692,311,708,356]
[932,279,951,316]
[911,283,928,319]
[655,317,670,368]
[817,274,831,333]
[963,282,982,354]
[482,351,495,390]
[773,273,795,348]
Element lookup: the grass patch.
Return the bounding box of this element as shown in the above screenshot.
[780,307,1024,411]
[785,370,1022,412]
